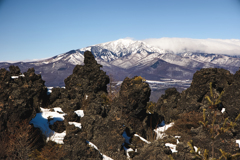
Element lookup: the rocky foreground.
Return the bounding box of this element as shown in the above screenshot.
[0,51,240,160]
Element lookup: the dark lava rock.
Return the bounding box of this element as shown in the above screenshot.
[222,69,240,121]
[63,111,80,122]
[173,122,240,159]
[0,66,48,132]
[0,66,47,159]
[153,68,240,159]
[48,51,125,159]
[111,76,151,137]
[155,88,181,123]
[154,68,234,124]
[177,68,233,114]
[50,51,110,116]
[132,140,172,160]
[64,51,109,94]
[117,76,151,119]
[63,133,103,160]
[9,65,21,75]
[49,121,66,133]
[79,114,126,159]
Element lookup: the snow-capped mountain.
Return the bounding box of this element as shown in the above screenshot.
[1,38,240,87]
[79,38,164,62]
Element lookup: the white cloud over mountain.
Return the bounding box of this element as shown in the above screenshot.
[143,38,240,55]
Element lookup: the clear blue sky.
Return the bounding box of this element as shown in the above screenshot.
[0,0,240,61]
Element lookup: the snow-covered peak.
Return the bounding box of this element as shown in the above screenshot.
[94,38,163,53]
[78,38,164,62]
[101,38,136,48]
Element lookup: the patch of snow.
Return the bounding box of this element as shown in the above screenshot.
[154,122,174,139]
[236,140,240,148]
[194,146,200,154]
[86,141,114,160]
[47,87,53,95]
[74,110,84,117]
[124,147,134,159]
[165,143,178,153]
[102,154,114,160]
[46,131,66,144]
[11,74,25,79]
[30,107,67,144]
[221,108,225,113]
[53,107,64,113]
[68,122,82,129]
[11,76,19,79]
[87,141,99,150]
[134,134,151,144]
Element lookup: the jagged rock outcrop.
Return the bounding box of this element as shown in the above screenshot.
[2,53,240,159]
[177,68,234,113]
[0,66,48,123]
[222,70,240,121]
[155,68,234,124]
[154,68,240,159]
[155,88,181,123]
[171,122,240,159]
[111,76,151,137]
[56,52,153,159]
[48,51,125,159]
[0,66,48,131]
[49,51,110,116]
[0,66,47,158]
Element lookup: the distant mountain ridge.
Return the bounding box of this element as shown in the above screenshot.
[1,38,240,86]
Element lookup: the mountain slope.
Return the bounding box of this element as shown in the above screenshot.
[0,38,240,87]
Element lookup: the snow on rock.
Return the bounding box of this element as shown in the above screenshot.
[194,146,200,154]
[53,107,65,113]
[102,154,114,160]
[221,108,226,113]
[122,131,151,159]
[165,136,180,153]
[30,107,67,144]
[68,122,82,129]
[74,110,84,117]
[11,74,25,79]
[236,140,240,148]
[11,76,19,79]
[134,134,151,144]
[47,87,53,95]
[46,131,66,144]
[124,147,135,159]
[165,143,178,153]
[86,141,114,160]
[154,122,174,139]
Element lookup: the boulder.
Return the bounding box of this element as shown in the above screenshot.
[155,88,181,123]
[222,69,240,121]
[111,76,151,137]
[177,68,233,114]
